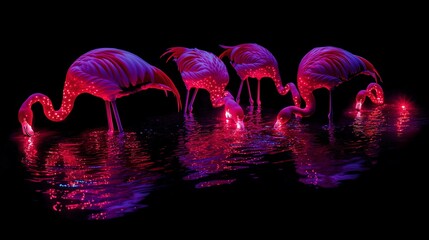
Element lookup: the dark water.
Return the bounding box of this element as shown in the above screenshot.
[6,101,427,227]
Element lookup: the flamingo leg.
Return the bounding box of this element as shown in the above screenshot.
[111,100,124,133]
[246,79,254,106]
[184,89,191,115]
[236,79,245,104]
[256,79,261,106]
[328,91,334,129]
[105,101,114,133]
[188,88,199,113]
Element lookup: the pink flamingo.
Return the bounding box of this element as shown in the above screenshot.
[219,43,301,107]
[18,48,182,136]
[275,46,384,128]
[161,47,245,128]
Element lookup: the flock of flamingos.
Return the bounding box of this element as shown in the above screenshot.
[18,43,385,136]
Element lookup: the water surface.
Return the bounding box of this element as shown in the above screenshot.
[11,102,425,222]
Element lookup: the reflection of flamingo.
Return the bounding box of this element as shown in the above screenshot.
[275,46,384,128]
[18,130,160,220]
[18,48,182,136]
[161,47,244,128]
[219,43,301,107]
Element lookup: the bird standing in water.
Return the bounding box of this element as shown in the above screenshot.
[219,43,301,108]
[162,47,245,129]
[18,48,182,136]
[275,46,384,129]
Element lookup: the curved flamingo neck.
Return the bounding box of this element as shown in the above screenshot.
[21,90,78,123]
[276,91,316,128]
[279,82,302,107]
[291,92,316,118]
[365,83,384,104]
[272,75,286,94]
[209,88,226,107]
[355,83,384,110]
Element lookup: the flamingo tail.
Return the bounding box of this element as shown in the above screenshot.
[357,56,382,83]
[218,45,233,59]
[161,47,188,62]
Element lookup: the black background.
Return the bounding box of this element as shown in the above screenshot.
[1,4,427,234]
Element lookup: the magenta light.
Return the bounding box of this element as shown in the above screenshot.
[18,48,182,136]
[19,130,158,220]
[162,47,245,129]
[219,43,301,108]
[355,82,384,110]
[276,46,384,129]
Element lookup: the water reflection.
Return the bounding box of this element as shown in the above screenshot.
[396,104,411,136]
[176,106,290,188]
[14,103,422,220]
[18,130,160,220]
[177,104,419,189]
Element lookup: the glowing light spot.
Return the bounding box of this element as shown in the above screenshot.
[225,110,232,118]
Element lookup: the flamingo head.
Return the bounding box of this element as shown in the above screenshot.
[355,90,368,111]
[224,93,245,130]
[18,106,34,136]
[274,107,293,129]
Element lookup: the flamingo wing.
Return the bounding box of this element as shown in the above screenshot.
[220,43,278,79]
[299,46,380,86]
[67,48,181,110]
[172,48,228,85]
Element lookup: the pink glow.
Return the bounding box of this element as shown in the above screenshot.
[276,46,384,128]
[18,48,182,136]
[396,98,412,111]
[355,83,384,110]
[395,98,413,136]
[162,47,245,128]
[219,43,301,108]
[274,121,380,188]
[224,91,245,130]
[18,130,158,220]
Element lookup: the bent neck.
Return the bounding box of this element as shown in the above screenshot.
[22,91,78,122]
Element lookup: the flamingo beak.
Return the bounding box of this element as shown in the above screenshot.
[236,120,245,130]
[274,120,282,129]
[355,101,363,111]
[22,121,34,137]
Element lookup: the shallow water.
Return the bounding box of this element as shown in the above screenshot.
[10,102,426,222]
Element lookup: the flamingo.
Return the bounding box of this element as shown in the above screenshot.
[219,43,301,107]
[161,47,245,128]
[18,48,182,136]
[275,46,384,129]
